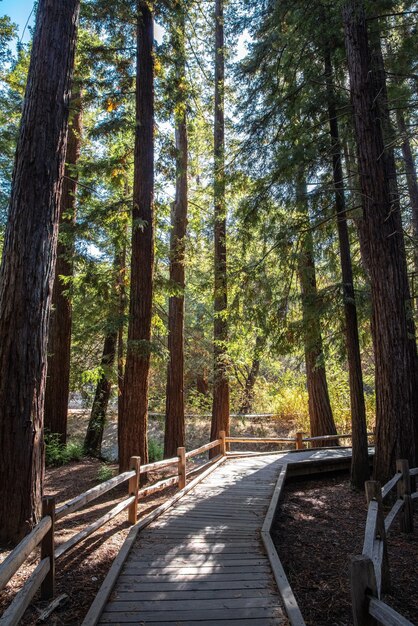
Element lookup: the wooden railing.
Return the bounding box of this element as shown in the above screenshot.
[0,437,224,625]
[226,430,375,451]
[351,459,417,626]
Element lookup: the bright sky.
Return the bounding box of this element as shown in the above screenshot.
[0,1,247,59]
[0,0,35,43]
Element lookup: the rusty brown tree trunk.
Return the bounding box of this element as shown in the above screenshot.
[164,4,187,459]
[238,336,264,415]
[84,332,117,458]
[396,108,418,278]
[44,93,82,443]
[343,0,418,481]
[119,1,154,471]
[211,0,230,452]
[324,48,369,488]
[297,178,338,447]
[0,0,79,545]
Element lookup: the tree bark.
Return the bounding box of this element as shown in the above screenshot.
[211,0,230,451]
[238,335,264,415]
[44,93,82,443]
[118,1,154,471]
[296,179,338,447]
[164,4,188,459]
[0,0,79,545]
[84,330,117,458]
[396,108,418,277]
[324,48,369,488]
[343,0,418,481]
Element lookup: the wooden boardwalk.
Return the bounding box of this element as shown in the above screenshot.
[93,455,287,625]
[83,447,374,625]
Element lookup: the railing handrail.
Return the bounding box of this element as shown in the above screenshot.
[0,435,225,625]
[351,459,416,626]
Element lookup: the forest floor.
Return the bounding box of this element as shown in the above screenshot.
[272,474,418,626]
[0,412,296,624]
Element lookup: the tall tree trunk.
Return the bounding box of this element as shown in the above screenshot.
[84,331,117,458]
[296,179,338,446]
[343,0,418,481]
[396,109,418,277]
[164,4,188,459]
[44,92,82,443]
[211,0,230,450]
[119,1,154,471]
[238,335,264,415]
[0,0,79,545]
[324,49,369,488]
[117,227,127,427]
[84,248,125,457]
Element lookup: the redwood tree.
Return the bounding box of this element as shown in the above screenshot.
[324,48,369,488]
[119,1,154,471]
[44,94,82,443]
[211,0,230,448]
[343,0,418,481]
[297,178,338,446]
[164,1,188,458]
[0,0,79,544]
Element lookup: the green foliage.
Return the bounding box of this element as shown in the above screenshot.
[45,433,84,467]
[97,464,115,482]
[148,438,163,463]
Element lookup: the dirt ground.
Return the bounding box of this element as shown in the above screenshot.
[272,474,418,626]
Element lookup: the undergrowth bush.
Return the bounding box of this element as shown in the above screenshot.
[148,437,163,462]
[45,433,84,466]
[97,464,115,482]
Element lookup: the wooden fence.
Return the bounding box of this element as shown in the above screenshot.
[226,430,375,451]
[0,437,223,626]
[0,428,377,625]
[351,459,417,626]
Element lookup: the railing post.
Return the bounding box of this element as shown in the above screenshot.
[295,432,304,450]
[365,481,390,594]
[178,447,186,490]
[128,456,141,524]
[396,459,413,533]
[41,496,55,600]
[219,430,226,456]
[350,555,378,626]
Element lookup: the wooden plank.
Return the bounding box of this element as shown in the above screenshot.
[262,465,287,533]
[116,579,272,591]
[185,440,221,459]
[368,596,414,626]
[139,476,178,499]
[116,572,272,583]
[98,606,284,622]
[260,461,305,626]
[384,498,404,533]
[225,437,295,443]
[0,516,51,590]
[362,501,378,558]
[55,471,135,521]
[140,456,178,474]
[99,617,285,626]
[381,472,402,500]
[113,589,273,601]
[121,565,272,576]
[302,433,352,442]
[105,597,278,611]
[125,557,268,568]
[55,496,135,559]
[82,455,227,626]
[0,558,49,626]
[262,532,305,626]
